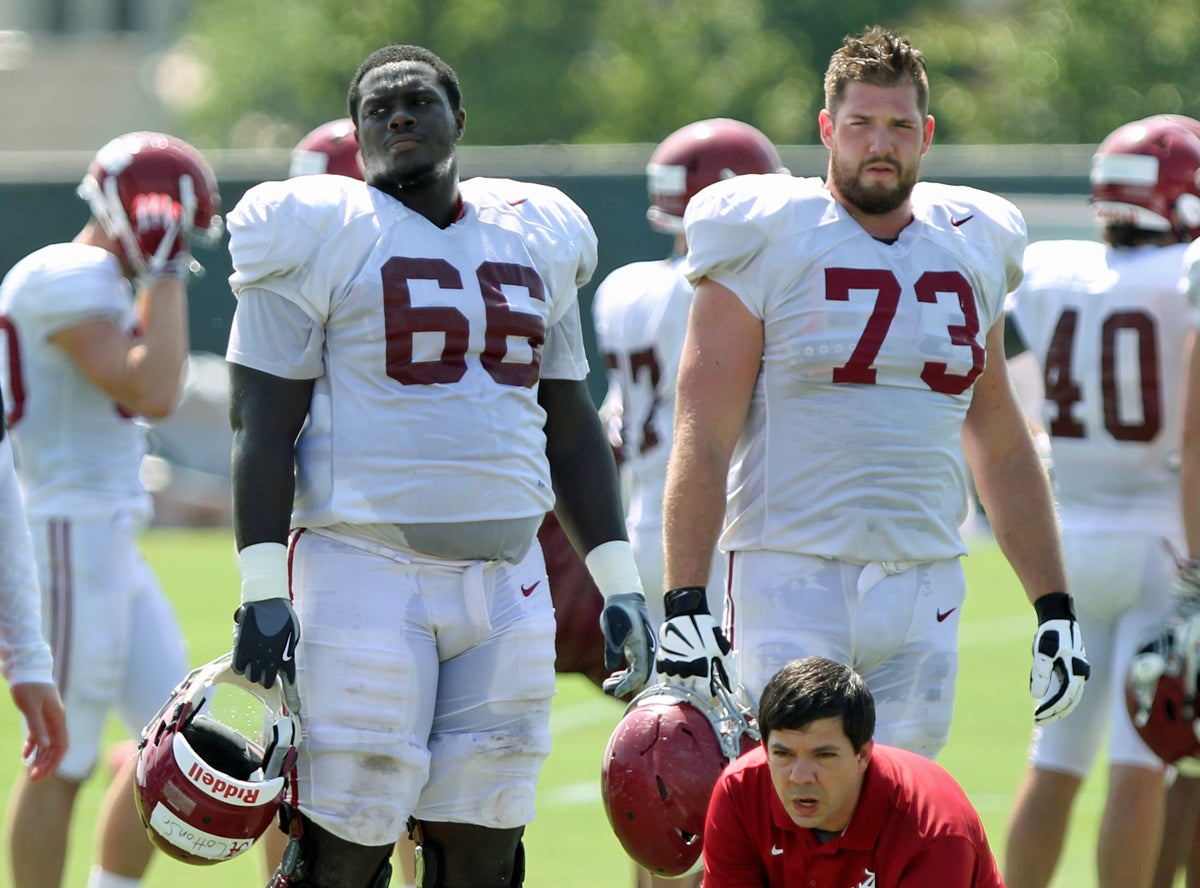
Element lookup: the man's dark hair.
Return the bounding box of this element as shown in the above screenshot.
[347,44,462,124]
[823,25,929,118]
[758,657,876,752]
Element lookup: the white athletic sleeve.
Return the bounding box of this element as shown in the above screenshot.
[0,434,53,687]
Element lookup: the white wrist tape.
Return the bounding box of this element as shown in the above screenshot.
[585,540,644,600]
[239,542,290,604]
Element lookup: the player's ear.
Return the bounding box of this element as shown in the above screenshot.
[856,739,874,772]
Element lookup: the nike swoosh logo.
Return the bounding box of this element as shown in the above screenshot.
[770,845,783,856]
[937,608,957,622]
[280,634,295,662]
[521,581,540,597]
[951,214,974,227]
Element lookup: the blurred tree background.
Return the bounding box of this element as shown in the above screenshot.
[169,0,1200,150]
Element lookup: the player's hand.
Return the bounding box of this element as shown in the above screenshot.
[657,586,733,699]
[600,592,655,698]
[232,598,300,707]
[9,681,67,781]
[1029,592,1090,726]
[130,192,190,281]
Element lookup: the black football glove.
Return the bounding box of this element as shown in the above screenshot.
[1029,592,1090,726]
[600,592,655,698]
[656,586,733,699]
[232,597,300,696]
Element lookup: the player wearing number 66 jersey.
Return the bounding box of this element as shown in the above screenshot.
[662,26,1086,765]
[226,44,652,887]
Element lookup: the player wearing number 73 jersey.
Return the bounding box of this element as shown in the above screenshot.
[662,26,1087,763]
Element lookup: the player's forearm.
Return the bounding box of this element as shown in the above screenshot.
[0,440,54,687]
[126,278,189,418]
[541,378,629,553]
[972,438,1068,604]
[1181,329,1200,557]
[662,437,729,593]
[231,431,296,550]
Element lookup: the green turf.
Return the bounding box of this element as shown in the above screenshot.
[0,528,1171,886]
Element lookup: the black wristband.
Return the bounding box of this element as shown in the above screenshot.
[1033,592,1075,624]
[665,586,710,619]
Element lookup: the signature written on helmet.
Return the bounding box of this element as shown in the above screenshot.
[186,760,266,805]
[146,803,255,860]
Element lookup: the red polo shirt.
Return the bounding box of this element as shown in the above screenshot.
[703,744,1004,888]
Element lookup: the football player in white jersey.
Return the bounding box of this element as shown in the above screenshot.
[1149,117,1200,888]
[593,119,785,631]
[1001,115,1200,888]
[225,45,652,887]
[593,119,785,888]
[0,389,67,782]
[0,133,219,888]
[658,25,1089,762]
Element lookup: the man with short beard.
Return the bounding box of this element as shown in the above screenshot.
[656,25,1090,765]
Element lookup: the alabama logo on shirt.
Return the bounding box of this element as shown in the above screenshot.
[853,871,876,888]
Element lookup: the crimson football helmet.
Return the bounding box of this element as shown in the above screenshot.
[646,118,786,235]
[77,131,222,281]
[1091,115,1200,242]
[134,653,299,865]
[289,118,363,180]
[601,682,760,878]
[1125,611,1200,765]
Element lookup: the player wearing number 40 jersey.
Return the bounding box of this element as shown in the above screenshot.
[661,26,1088,764]
[226,44,652,887]
[1003,115,1200,888]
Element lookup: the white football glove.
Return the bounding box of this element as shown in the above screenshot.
[1174,559,1200,606]
[1029,592,1090,726]
[600,592,656,699]
[656,586,733,700]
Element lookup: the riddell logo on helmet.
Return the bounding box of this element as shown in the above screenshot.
[187,762,261,804]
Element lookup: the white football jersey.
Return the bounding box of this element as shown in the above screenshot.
[1183,237,1200,328]
[592,256,691,536]
[682,174,1026,562]
[227,174,597,529]
[0,243,150,520]
[1008,240,1189,534]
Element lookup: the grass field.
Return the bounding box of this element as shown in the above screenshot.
[0,527,1169,887]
